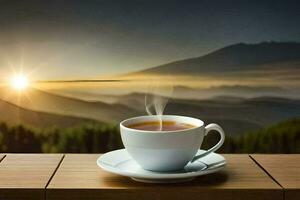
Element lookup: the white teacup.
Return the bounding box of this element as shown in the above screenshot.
[120,115,225,172]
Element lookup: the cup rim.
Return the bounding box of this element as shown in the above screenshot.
[120,115,203,134]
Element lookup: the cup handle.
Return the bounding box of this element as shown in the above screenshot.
[191,123,225,162]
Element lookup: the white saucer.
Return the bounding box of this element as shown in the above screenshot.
[97,149,226,183]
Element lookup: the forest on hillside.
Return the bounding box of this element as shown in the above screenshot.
[0,118,299,153]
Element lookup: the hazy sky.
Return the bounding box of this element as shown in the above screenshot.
[0,0,299,80]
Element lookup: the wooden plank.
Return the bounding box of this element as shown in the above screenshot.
[0,155,5,163]
[0,154,63,200]
[251,154,300,200]
[47,154,282,200]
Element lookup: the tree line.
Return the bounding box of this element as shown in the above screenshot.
[0,118,299,153]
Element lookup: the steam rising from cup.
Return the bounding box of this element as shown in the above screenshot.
[145,83,173,131]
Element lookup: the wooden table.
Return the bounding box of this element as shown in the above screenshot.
[251,155,300,200]
[0,154,298,200]
[0,154,63,200]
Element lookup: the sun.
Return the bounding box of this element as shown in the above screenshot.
[10,74,29,90]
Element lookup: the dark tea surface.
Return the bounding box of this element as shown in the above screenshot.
[127,120,195,131]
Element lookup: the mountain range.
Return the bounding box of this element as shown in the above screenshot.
[131,42,300,75]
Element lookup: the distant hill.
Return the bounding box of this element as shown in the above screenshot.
[0,87,139,123]
[0,99,97,128]
[133,42,300,75]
